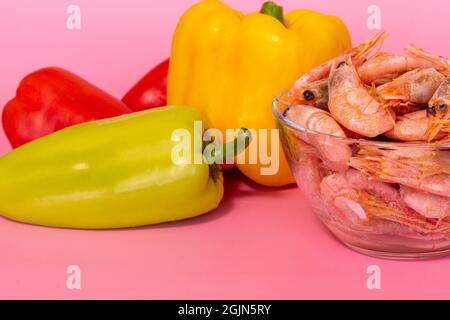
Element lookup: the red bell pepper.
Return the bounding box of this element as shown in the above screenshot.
[122,59,169,111]
[2,67,131,148]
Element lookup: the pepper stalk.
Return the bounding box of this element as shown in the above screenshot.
[203,128,252,165]
[260,1,285,26]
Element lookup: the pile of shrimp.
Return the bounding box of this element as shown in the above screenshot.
[282,32,450,238]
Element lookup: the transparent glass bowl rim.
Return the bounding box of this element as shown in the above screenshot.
[272,91,450,150]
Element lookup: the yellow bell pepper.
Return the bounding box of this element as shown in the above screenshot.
[168,0,351,186]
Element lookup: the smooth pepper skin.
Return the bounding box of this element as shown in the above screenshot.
[122,59,170,111]
[2,67,132,148]
[0,106,223,229]
[168,0,351,186]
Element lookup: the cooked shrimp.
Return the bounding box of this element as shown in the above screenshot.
[284,105,351,172]
[358,52,407,85]
[400,186,450,219]
[426,75,450,141]
[328,56,395,137]
[377,68,445,109]
[320,169,450,233]
[358,53,442,85]
[406,44,450,75]
[292,32,387,89]
[320,169,406,223]
[283,68,428,112]
[282,78,329,110]
[293,142,326,206]
[350,145,450,197]
[359,192,450,234]
[358,44,450,85]
[385,110,431,141]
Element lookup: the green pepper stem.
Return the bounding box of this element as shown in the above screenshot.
[260,1,285,26]
[204,128,252,165]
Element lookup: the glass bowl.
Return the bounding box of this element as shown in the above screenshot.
[273,94,450,260]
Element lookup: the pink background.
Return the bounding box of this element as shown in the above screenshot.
[1,0,450,299]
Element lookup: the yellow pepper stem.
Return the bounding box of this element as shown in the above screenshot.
[260,1,285,26]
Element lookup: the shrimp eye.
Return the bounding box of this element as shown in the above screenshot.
[437,104,448,113]
[282,107,291,117]
[337,61,347,68]
[427,106,437,116]
[303,90,315,101]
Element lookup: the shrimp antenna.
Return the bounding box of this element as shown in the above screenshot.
[349,31,389,64]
